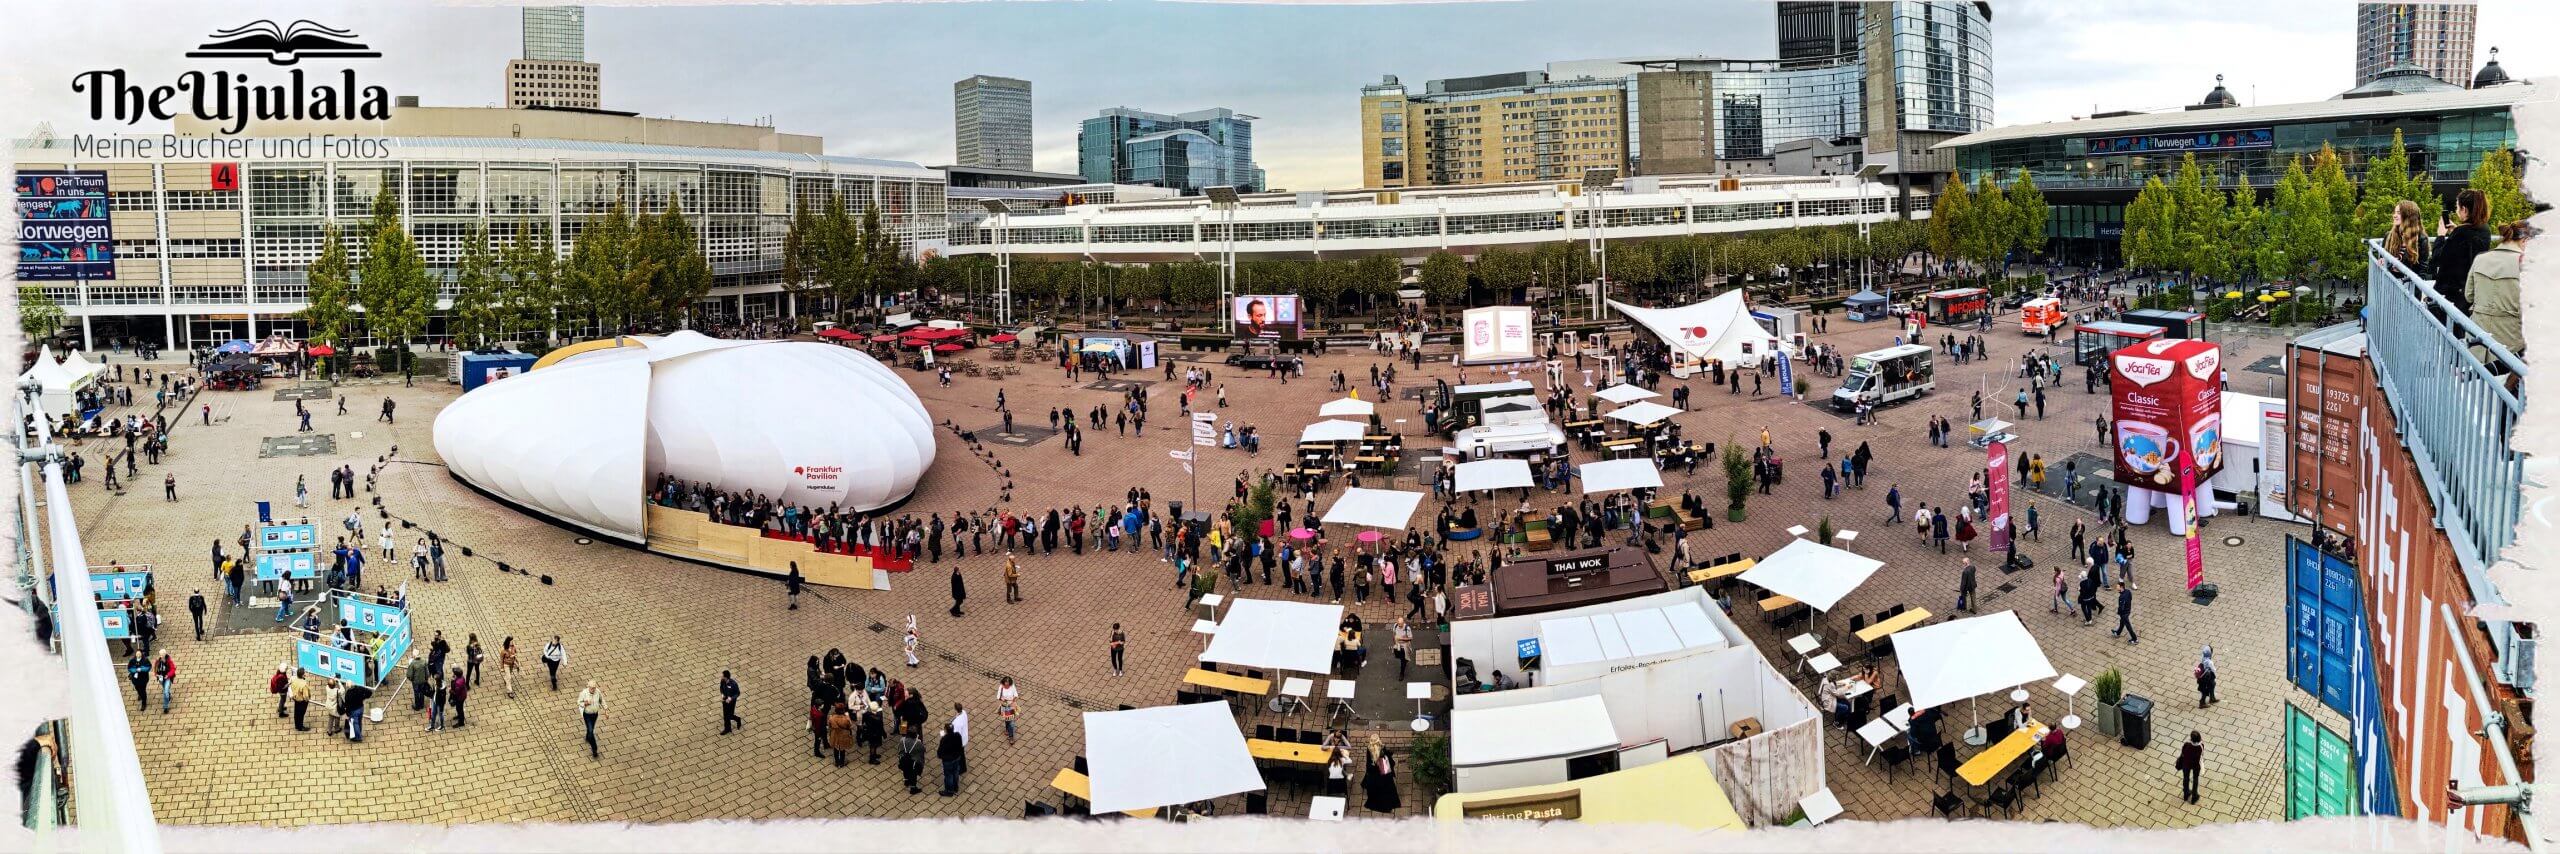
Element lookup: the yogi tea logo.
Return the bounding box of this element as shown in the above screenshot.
[74,20,390,134]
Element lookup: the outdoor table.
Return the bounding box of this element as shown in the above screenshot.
[1685,558,1755,586]
[1050,768,1159,818]
[1245,737,1329,765]
[1191,619,1218,636]
[1808,653,1843,676]
[1957,720,2050,787]
[1787,633,1823,656]
[1326,679,1357,718]
[1200,593,1225,610]
[1759,595,1802,613]
[1280,677,1314,715]
[1406,682,1432,718]
[1856,717,1901,764]
[1183,668,1270,696]
[1835,530,1859,552]
[2009,688,2031,704]
[1310,795,1347,821]
[1883,703,1914,732]
[2053,673,2087,719]
[1786,525,1811,539]
[1855,607,1933,642]
[1835,677,1874,701]
[1799,788,1844,826]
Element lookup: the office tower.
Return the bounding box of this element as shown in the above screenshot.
[954,76,1035,171]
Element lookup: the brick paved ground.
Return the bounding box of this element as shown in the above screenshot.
[71,294,2307,827]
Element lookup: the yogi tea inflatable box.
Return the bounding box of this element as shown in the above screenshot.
[2109,338,2224,489]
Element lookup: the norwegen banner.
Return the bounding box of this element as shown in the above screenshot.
[1986,440,2011,553]
[2181,462,2204,590]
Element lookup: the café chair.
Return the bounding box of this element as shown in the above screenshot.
[1245,793,1269,815]
[1890,604,1908,618]
[2040,739,2070,779]
[1276,727,1298,744]
[1256,724,1276,741]
[1073,756,1089,775]
[1849,614,1868,635]
[1935,743,1960,783]
[1931,790,1966,819]
[1299,731,1323,745]
[2007,764,2043,799]
[1881,745,1912,781]
[1987,786,2019,818]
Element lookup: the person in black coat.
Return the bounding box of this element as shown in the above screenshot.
[949,566,967,618]
[937,723,967,796]
[2433,188,2499,313]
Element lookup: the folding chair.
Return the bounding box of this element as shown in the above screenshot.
[1255,724,1276,741]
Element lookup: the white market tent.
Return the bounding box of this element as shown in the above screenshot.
[1592,384,1659,405]
[1453,458,1534,493]
[58,350,105,383]
[1736,539,1886,613]
[1318,397,1376,417]
[1322,487,1425,529]
[433,331,935,542]
[17,348,92,419]
[1603,400,1682,426]
[1537,600,1729,670]
[1611,290,1767,367]
[1199,598,1346,675]
[1893,611,2059,711]
[1452,694,1621,768]
[1081,703,1266,814]
[1299,419,1369,444]
[1578,459,1664,495]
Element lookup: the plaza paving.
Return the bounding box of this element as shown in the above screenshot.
[67,296,2326,828]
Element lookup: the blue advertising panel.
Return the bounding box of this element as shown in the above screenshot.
[2284,535,2400,817]
[1516,637,1541,661]
[259,523,318,550]
[2083,127,2273,155]
[336,596,408,635]
[1777,350,1796,399]
[96,607,132,640]
[89,570,154,602]
[296,638,372,684]
[376,629,411,677]
[13,171,115,281]
[255,551,318,581]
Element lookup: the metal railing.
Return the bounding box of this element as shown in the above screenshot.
[2361,238,2530,687]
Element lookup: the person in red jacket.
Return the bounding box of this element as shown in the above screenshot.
[449,668,472,728]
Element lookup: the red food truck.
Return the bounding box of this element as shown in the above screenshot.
[1923,288,1991,325]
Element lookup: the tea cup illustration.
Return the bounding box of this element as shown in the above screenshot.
[2189,415,2223,471]
[2119,422,2179,474]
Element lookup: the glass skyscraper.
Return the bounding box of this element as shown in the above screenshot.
[954,76,1034,171]
[522,6,586,62]
[1077,108,1262,193]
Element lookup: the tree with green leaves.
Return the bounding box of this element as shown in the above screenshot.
[2353,129,2442,243]
[564,200,656,336]
[2167,154,2226,291]
[2469,146,2532,231]
[1474,246,1532,302]
[1961,174,2011,278]
[2265,156,2323,283]
[2308,144,2363,282]
[300,223,356,351]
[448,223,505,348]
[2215,184,2266,287]
[354,185,433,385]
[17,286,64,342]
[1926,175,1971,278]
[855,205,904,314]
[499,219,559,344]
[1417,251,1467,308]
[640,193,713,327]
[2007,170,2049,269]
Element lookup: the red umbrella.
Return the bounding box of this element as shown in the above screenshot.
[988,333,1017,344]
[306,344,337,357]
[934,343,965,353]
[818,328,857,340]
[868,333,900,343]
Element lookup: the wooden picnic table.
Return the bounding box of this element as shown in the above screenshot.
[1183,667,1271,696]
[1050,768,1160,818]
[1957,721,2050,787]
[1757,594,1801,612]
[1245,738,1332,765]
[1685,558,1756,586]
[1855,607,1934,642]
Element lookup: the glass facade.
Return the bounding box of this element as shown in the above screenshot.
[522,6,585,62]
[1710,60,1864,159]
[1077,108,1263,193]
[1953,108,2518,192]
[953,76,1034,171]
[1877,1,1994,134]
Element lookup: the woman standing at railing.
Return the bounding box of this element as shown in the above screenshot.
[2386,199,2429,270]
[2433,189,2497,314]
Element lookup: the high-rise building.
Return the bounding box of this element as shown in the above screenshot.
[953,76,1034,171]
[1861,1,1994,186]
[1632,56,1865,177]
[523,6,587,62]
[1076,108,1262,194]
[1776,2,1863,61]
[506,6,601,110]
[2356,3,2478,88]
[1359,68,1632,188]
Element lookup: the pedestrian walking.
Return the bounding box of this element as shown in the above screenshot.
[899,721,926,794]
[938,721,967,796]
[786,562,803,610]
[1957,558,1977,613]
[466,634,484,686]
[1109,623,1127,676]
[1885,485,1903,523]
[449,668,471,728]
[187,590,208,640]
[949,565,966,618]
[2195,646,2219,707]
[827,702,855,766]
[578,680,606,758]
[542,635,567,690]
[721,670,744,734]
[288,668,313,730]
[500,637,520,698]
[996,676,1020,745]
[163,473,177,501]
[2176,731,2204,804]
[1003,552,1021,603]
[154,651,177,713]
[2114,583,2138,644]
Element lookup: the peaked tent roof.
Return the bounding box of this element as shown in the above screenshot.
[1610,290,1769,366]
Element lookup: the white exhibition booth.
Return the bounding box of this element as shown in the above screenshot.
[1080,703,1266,814]
[1444,587,1824,822]
[1321,487,1425,530]
[1610,291,1787,374]
[1736,538,1886,613]
[432,331,935,542]
[1453,459,1533,494]
[1577,459,1664,495]
[1197,598,1344,675]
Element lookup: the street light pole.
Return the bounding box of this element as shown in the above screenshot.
[1582,167,1618,321]
[980,200,1014,326]
[1206,186,1241,335]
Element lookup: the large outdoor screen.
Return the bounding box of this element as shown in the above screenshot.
[1234,295,1303,340]
[1462,306,1535,364]
[14,170,115,281]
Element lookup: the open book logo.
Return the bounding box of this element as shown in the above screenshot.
[188,20,380,65]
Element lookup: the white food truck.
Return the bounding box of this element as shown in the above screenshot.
[1829,344,1935,411]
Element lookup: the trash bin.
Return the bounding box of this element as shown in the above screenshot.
[2118,694,2154,749]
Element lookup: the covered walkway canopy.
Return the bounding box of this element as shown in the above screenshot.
[1081,703,1265,813]
[1736,538,1885,613]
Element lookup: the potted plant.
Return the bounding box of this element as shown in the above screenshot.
[1794,376,1810,397]
[2094,668,2125,737]
[1721,443,1752,523]
[1817,516,1835,546]
[1410,733,1454,796]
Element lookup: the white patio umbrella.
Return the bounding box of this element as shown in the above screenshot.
[1299,419,1368,445]
[1318,397,1376,417]
[1604,401,1682,426]
[1892,610,2059,740]
[1593,384,1659,405]
[1453,458,1534,493]
[1578,458,1664,494]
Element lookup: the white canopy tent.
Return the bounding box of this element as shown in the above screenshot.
[1603,401,1682,426]
[1578,459,1664,495]
[59,350,105,384]
[1610,290,1774,367]
[1893,611,2059,711]
[1318,397,1376,417]
[1198,598,1345,675]
[1536,600,1729,670]
[1736,539,1886,613]
[1299,419,1369,444]
[1080,703,1266,813]
[1592,384,1659,405]
[17,348,92,419]
[1452,694,1621,769]
[1321,487,1425,529]
[1453,459,1534,493]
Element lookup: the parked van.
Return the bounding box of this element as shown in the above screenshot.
[1830,344,1935,411]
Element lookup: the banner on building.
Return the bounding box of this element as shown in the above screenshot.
[1987,440,2011,553]
[2181,462,2204,590]
[1461,306,1535,364]
[12,170,115,281]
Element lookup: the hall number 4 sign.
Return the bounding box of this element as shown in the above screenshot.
[210,163,240,192]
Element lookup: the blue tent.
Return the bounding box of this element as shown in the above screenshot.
[1843,289,1890,322]
[215,340,254,354]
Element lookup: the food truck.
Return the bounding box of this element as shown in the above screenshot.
[1438,380,1539,438]
[2072,321,2165,367]
[1830,343,1935,411]
[2019,297,2066,335]
[2118,308,2206,340]
[1923,288,1991,325]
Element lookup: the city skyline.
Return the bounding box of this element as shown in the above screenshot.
[4,0,2553,191]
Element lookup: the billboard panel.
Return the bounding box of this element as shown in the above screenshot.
[14,170,115,281]
[1233,295,1302,341]
[1461,306,1534,364]
[2110,338,2223,488]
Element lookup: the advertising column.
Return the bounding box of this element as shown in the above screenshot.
[1986,441,2010,553]
[2108,339,2223,534]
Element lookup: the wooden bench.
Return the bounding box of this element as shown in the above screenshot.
[1523,521,1554,551]
[1854,607,1933,643]
[1685,557,1756,586]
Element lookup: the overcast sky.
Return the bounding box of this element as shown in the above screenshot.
[5,0,2552,189]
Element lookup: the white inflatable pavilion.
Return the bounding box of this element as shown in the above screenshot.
[432,331,935,543]
[1610,291,1783,368]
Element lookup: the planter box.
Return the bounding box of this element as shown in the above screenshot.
[2095,702,2123,737]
